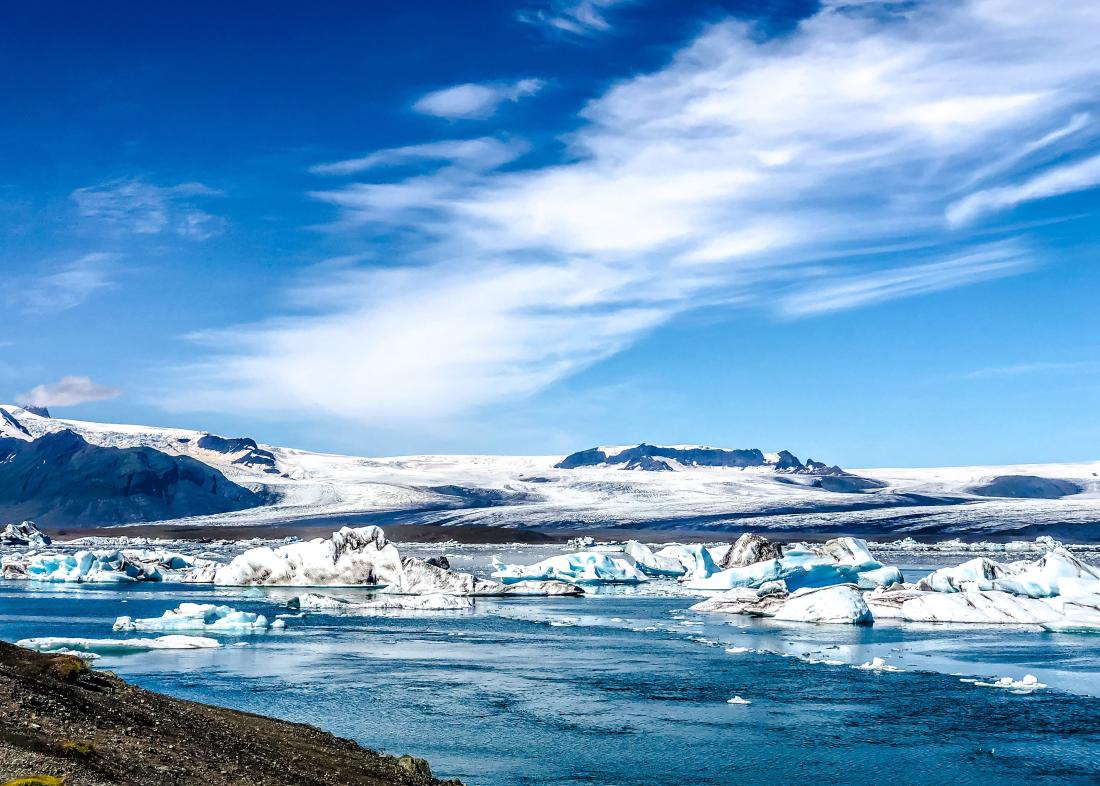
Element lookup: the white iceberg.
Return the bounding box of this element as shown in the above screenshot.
[0,520,51,548]
[692,582,872,625]
[966,674,1046,692]
[491,551,648,585]
[214,526,403,587]
[773,584,873,625]
[623,541,687,576]
[866,587,1063,624]
[113,602,272,634]
[915,547,1100,598]
[726,696,752,705]
[17,635,222,654]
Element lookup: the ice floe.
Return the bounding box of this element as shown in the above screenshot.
[287,592,473,612]
[17,635,223,654]
[962,674,1046,692]
[856,657,902,672]
[726,696,752,705]
[113,602,272,634]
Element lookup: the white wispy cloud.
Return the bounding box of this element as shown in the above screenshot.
[71,178,225,239]
[17,375,120,407]
[519,0,631,35]
[947,151,1100,226]
[779,244,1031,317]
[310,137,528,176]
[19,253,118,314]
[167,0,1100,424]
[963,360,1097,380]
[412,79,545,120]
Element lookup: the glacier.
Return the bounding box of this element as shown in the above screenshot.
[4,405,1100,539]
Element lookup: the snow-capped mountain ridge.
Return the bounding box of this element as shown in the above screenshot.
[1,404,1099,539]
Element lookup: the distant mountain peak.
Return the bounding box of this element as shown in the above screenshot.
[555,443,845,474]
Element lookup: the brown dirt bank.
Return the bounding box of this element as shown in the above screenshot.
[0,641,461,786]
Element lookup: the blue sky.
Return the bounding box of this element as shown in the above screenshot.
[2,0,1099,466]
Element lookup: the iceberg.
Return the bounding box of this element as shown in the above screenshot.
[214,526,403,587]
[867,587,1063,624]
[491,551,648,585]
[623,541,687,576]
[113,602,272,634]
[381,556,503,595]
[773,584,873,625]
[726,696,752,705]
[717,533,783,569]
[682,537,900,592]
[0,547,221,583]
[692,582,872,624]
[4,549,164,583]
[0,520,51,548]
[17,635,223,654]
[915,547,1100,598]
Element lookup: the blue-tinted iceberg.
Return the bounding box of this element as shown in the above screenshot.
[682,537,900,592]
[1,548,219,583]
[113,602,274,634]
[492,551,648,585]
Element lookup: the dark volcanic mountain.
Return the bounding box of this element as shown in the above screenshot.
[0,430,268,527]
[555,443,848,474]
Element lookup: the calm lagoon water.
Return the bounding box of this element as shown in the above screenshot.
[3,548,1100,785]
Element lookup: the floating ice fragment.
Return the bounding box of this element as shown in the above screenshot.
[727,696,752,705]
[113,602,271,634]
[18,635,222,654]
[856,657,902,672]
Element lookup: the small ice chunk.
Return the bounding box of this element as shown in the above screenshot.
[727,696,752,705]
[856,657,903,672]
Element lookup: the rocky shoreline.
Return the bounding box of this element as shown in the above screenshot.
[0,641,461,786]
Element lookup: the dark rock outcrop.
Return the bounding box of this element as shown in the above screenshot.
[0,641,460,785]
[0,430,268,527]
[718,533,783,568]
[196,434,280,474]
[555,443,855,476]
